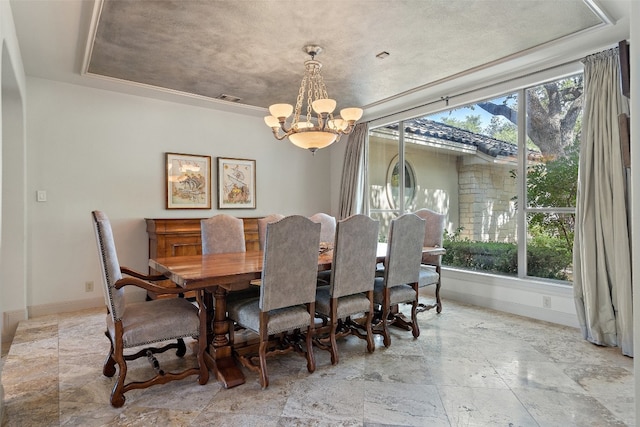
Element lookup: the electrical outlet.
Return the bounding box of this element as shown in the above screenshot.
[542,296,551,309]
[85,281,94,292]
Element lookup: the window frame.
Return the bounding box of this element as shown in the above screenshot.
[367,69,582,286]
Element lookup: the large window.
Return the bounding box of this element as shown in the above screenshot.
[523,76,581,281]
[369,120,461,241]
[368,74,582,283]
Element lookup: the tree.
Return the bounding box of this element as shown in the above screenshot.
[480,77,582,256]
[477,76,583,160]
[439,111,519,145]
[526,139,579,247]
[485,115,517,144]
[435,76,583,279]
[439,114,483,133]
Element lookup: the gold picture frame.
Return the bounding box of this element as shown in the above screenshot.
[217,157,256,209]
[165,152,211,209]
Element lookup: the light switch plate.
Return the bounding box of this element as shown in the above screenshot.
[36,190,47,202]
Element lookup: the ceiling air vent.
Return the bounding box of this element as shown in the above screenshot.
[217,94,242,102]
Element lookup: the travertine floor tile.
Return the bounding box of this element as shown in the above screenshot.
[1,300,634,426]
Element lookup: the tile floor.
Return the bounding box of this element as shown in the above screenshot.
[1,295,635,426]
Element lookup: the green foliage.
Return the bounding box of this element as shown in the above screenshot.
[485,116,518,144]
[526,232,572,280]
[431,77,583,282]
[442,239,518,275]
[526,139,579,248]
[439,114,483,133]
[527,140,579,208]
[443,227,572,280]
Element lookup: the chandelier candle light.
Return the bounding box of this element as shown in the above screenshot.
[264,45,363,154]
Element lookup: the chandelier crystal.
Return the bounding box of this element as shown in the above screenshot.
[264,45,363,154]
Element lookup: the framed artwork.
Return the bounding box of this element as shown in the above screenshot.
[165,152,211,209]
[217,157,256,209]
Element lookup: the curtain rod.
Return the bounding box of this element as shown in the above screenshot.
[368,42,618,125]
[369,60,580,124]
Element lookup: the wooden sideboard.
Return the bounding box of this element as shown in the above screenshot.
[145,217,260,299]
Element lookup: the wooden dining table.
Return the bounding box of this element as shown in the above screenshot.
[149,243,445,388]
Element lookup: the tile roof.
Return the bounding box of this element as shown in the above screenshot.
[386,118,542,161]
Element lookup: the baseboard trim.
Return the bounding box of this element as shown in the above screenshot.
[441,288,580,328]
[27,296,105,318]
[2,309,27,347]
[2,298,105,346]
[0,384,4,427]
[2,291,149,347]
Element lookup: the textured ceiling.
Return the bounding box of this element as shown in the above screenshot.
[83,0,604,113]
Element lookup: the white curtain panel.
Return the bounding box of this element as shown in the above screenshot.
[574,47,632,356]
[338,123,369,219]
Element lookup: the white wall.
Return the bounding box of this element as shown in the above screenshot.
[630,0,639,420]
[2,46,26,325]
[22,77,333,316]
[0,0,28,419]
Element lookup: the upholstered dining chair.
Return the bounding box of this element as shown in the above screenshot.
[201,214,246,254]
[309,212,337,284]
[91,211,208,407]
[257,214,285,250]
[201,214,258,301]
[314,214,379,364]
[227,215,320,388]
[309,212,337,244]
[373,213,426,347]
[414,208,447,313]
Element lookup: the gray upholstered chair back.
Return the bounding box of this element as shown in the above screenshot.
[92,211,125,322]
[309,212,337,244]
[383,213,426,288]
[258,214,285,250]
[260,215,320,312]
[201,214,245,254]
[414,208,446,266]
[330,215,379,298]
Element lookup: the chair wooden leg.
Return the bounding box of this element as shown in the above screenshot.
[176,338,186,357]
[329,320,338,365]
[435,280,442,313]
[329,303,339,365]
[306,324,316,373]
[365,292,375,353]
[110,330,127,408]
[382,289,391,347]
[365,310,375,353]
[410,301,420,338]
[305,303,316,373]
[102,331,117,377]
[258,339,269,388]
[411,285,420,338]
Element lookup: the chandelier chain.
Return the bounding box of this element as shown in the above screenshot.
[317,70,329,100]
[294,74,307,125]
[312,70,321,125]
[306,77,313,123]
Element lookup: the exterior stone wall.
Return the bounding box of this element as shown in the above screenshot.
[457,160,518,243]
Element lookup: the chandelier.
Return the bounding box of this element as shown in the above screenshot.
[264,45,363,154]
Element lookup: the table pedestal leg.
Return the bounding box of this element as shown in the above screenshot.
[201,290,216,372]
[208,286,245,388]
